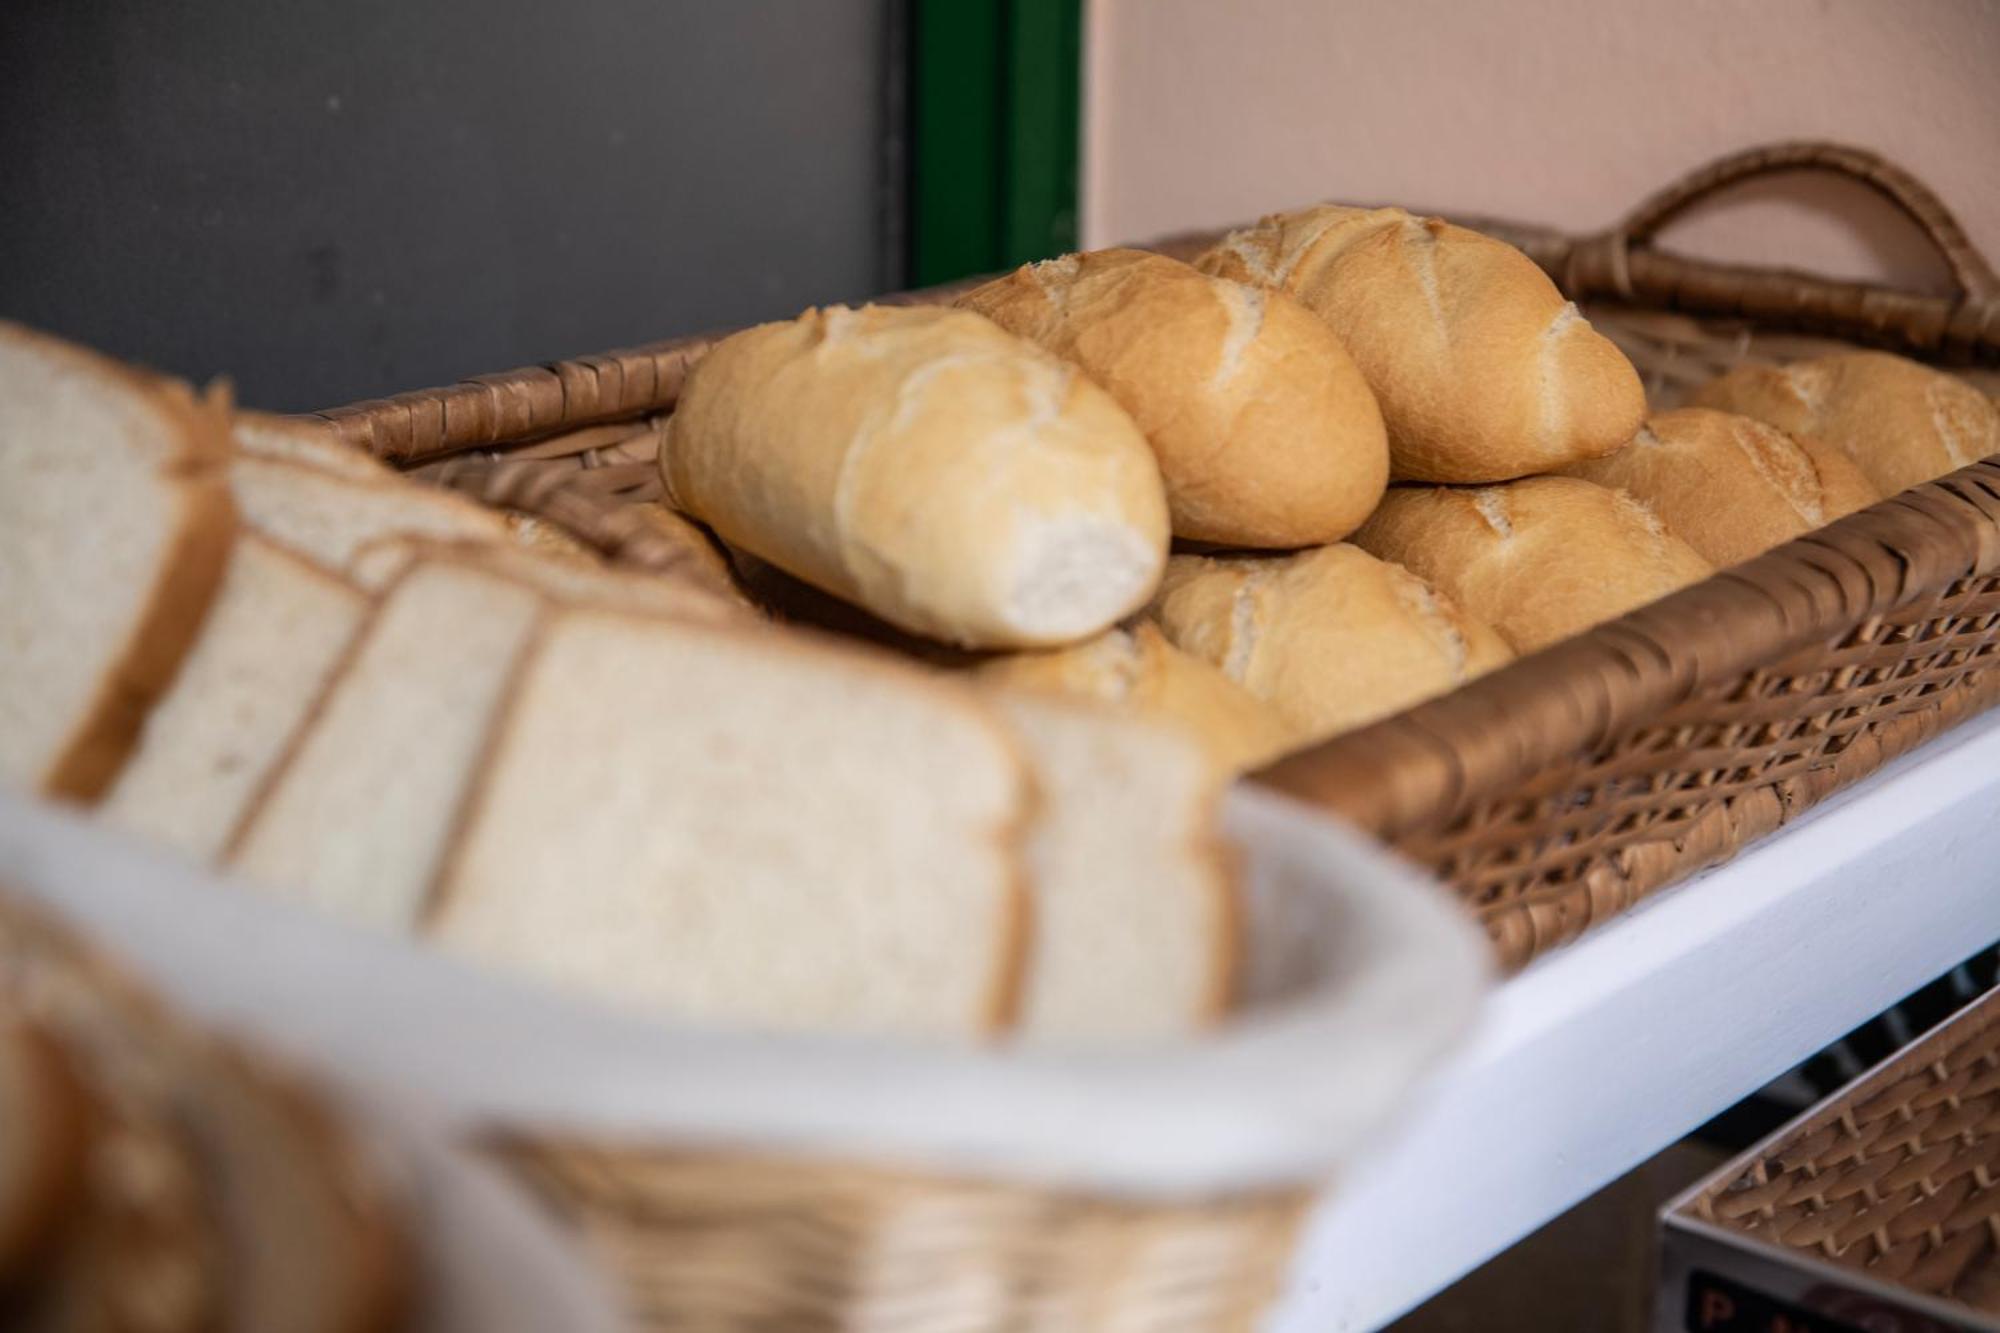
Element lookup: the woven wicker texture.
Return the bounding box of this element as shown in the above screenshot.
[311,141,2000,977]
[1688,989,2000,1314]
[494,1138,1308,1333]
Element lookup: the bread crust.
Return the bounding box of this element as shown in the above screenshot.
[24,338,238,803]
[959,249,1388,546]
[1562,408,1878,566]
[1691,351,2000,497]
[1352,476,1713,653]
[1196,207,1645,484]
[1149,545,1512,741]
[0,1020,92,1280]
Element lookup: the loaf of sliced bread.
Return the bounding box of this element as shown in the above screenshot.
[427,609,1031,1039]
[993,694,1235,1044]
[100,538,370,861]
[227,559,546,931]
[0,324,235,801]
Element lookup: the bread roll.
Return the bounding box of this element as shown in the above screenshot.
[957,249,1388,546]
[1196,206,1645,484]
[662,304,1170,649]
[1561,408,1878,566]
[976,621,1297,773]
[1149,545,1511,740]
[1352,477,1712,652]
[1691,351,1999,496]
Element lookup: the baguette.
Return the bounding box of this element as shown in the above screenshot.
[1352,477,1713,652]
[1691,350,1999,496]
[0,324,235,802]
[993,694,1236,1044]
[1561,408,1878,566]
[958,249,1387,546]
[662,304,1170,649]
[1149,545,1512,740]
[1196,207,1645,483]
[975,622,1297,773]
[427,608,1033,1039]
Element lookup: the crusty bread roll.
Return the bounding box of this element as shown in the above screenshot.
[1149,545,1511,740]
[975,621,1297,773]
[1691,351,1999,496]
[663,304,1170,649]
[1352,477,1713,653]
[1196,206,1645,484]
[957,249,1388,547]
[1561,408,1878,566]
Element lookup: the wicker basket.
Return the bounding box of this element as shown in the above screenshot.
[297,143,2000,1331]
[1662,984,2000,1325]
[310,141,2000,975]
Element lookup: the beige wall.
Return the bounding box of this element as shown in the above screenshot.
[1084,0,2000,296]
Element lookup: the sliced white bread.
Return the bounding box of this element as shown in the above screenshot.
[0,324,234,801]
[234,410,393,483]
[226,560,546,931]
[0,1020,90,1281]
[992,694,1236,1045]
[100,538,370,861]
[350,537,748,626]
[427,609,1031,1039]
[228,454,509,582]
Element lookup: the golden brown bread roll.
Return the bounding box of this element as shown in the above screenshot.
[1691,351,1999,496]
[1148,545,1511,741]
[662,305,1169,649]
[957,249,1388,547]
[974,621,1298,773]
[1352,477,1712,653]
[1196,206,1645,485]
[1560,408,1878,566]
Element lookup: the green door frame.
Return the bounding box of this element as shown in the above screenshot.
[908,0,1083,288]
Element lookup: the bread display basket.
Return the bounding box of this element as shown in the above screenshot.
[310,141,2000,976]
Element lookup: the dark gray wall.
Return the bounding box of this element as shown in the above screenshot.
[0,1,893,411]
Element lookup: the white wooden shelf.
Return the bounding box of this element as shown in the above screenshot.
[1269,707,2000,1332]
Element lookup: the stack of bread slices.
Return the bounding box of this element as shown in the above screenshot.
[0,323,1235,1046]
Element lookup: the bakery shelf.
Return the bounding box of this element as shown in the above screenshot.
[1269,705,2000,1332]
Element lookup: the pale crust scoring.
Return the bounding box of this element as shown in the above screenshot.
[1562,408,1878,567]
[1196,207,1645,484]
[1352,476,1713,653]
[1149,545,1512,741]
[1693,351,1999,498]
[959,249,1388,547]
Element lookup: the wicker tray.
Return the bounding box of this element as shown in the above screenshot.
[307,141,2000,975]
[1662,985,2000,1326]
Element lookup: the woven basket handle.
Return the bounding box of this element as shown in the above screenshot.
[1574,141,1999,302]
